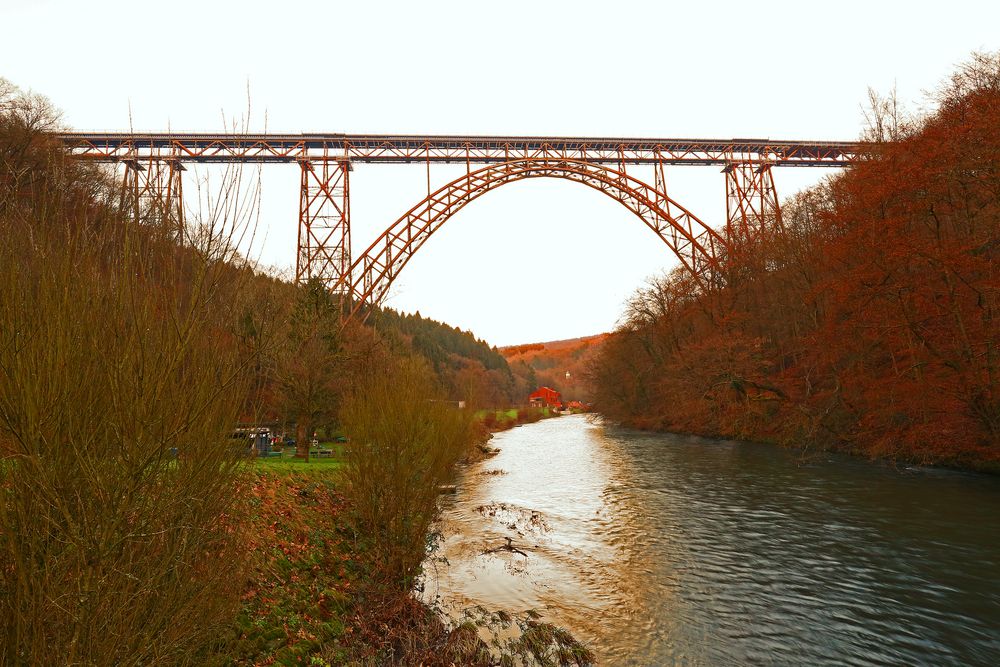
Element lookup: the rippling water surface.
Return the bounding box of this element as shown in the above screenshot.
[422,414,1000,665]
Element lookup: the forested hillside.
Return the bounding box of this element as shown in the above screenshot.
[589,53,999,469]
[373,309,524,407]
[234,276,524,444]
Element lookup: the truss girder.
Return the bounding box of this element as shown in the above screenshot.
[61,133,859,167]
[296,160,351,290]
[336,158,729,320]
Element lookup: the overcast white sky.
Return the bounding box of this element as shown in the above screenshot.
[2,1,997,346]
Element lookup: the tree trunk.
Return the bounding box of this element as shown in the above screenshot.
[295,420,309,461]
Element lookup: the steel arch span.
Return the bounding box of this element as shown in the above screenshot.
[335,158,730,320]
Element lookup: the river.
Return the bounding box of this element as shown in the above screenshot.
[422,414,1000,665]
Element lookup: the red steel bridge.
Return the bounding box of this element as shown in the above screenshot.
[59,133,860,319]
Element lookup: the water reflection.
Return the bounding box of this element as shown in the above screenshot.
[423,415,1000,665]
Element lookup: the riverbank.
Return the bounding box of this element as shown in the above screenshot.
[602,416,1000,475]
[223,468,467,665]
[223,461,594,665]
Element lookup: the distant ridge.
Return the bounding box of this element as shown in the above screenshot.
[501,333,609,358]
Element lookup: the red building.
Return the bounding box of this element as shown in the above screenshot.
[528,386,562,408]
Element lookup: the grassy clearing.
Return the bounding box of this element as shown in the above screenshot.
[255,456,345,477]
[253,442,349,477]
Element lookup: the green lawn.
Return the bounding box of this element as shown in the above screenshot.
[254,446,346,476]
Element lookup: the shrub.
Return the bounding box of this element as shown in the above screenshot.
[481,411,498,429]
[518,407,545,424]
[340,358,474,590]
[0,86,258,665]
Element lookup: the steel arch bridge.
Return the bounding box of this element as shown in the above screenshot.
[59,133,859,318]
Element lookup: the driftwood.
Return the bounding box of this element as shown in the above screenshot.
[482,536,529,558]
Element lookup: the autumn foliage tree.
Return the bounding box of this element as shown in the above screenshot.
[589,52,1000,469]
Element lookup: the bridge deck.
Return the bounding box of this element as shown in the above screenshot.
[59,133,860,166]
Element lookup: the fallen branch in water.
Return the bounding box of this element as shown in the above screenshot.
[482,536,529,558]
